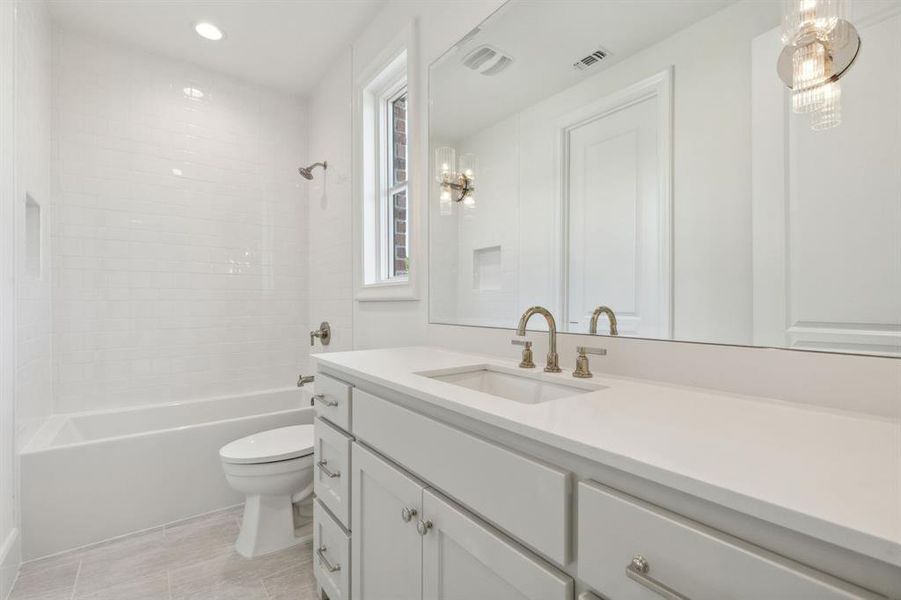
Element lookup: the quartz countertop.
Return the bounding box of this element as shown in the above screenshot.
[313,346,901,567]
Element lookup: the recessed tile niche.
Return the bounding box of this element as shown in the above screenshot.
[24,194,41,278]
[473,245,502,292]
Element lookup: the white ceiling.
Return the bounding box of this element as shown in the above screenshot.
[431,0,742,140]
[48,0,387,96]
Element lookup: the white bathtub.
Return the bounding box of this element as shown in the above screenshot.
[21,388,313,560]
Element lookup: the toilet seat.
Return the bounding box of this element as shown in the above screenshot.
[219,425,314,465]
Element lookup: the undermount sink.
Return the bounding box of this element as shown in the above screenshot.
[421,366,602,404]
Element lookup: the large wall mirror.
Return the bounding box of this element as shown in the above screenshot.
[428,0,900,357]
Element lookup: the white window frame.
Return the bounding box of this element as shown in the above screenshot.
[378,82,408,282]
[354,22,419,301]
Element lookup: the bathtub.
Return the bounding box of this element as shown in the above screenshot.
[20,388,313,560]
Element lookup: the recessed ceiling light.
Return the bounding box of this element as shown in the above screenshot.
[183,87,204,99]
[194,22,224,41]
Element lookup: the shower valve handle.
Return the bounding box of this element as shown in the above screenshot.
[310,321,331,346]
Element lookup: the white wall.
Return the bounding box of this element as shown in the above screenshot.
[308,49,355,359]
[0,0,53,590]
[16,0,53,447]
[51,32,310,413]
[0,2,18,595]
[306,0,900,417]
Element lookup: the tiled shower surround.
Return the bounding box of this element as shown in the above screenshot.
[51,32,310,413]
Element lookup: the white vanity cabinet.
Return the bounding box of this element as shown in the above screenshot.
[351,443,423,600]
[421,489,573,600]
[578,481,882,600]
[313,363,894,600]
[350,441,573,600]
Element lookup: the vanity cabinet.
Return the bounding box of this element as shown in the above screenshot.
[314,499,351,600]
[350,442,573,600]
[578,481,881,600]
[351,443,423,600]
[421,488,573,600]
[353,388,571,564]
[313,366,892,600]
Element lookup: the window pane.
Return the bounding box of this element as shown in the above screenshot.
[391,93,407,186]
[392,188,408,277]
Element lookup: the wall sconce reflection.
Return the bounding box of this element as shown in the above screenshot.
[435,146,477,215]
[777,0,861,131]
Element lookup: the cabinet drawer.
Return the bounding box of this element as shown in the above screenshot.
[314,417,352,529]
[314,499,350,600]
[577,481,882,600]
[353,389,571,565]
[313,372,352,431]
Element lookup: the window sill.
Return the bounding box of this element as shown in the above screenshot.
[356,279,419,302]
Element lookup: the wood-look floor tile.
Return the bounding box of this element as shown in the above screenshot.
[8,560,79,600]
[72,528,170,597]
[12,508,317,600]
[260,561,317,600]
[73,572,169,600]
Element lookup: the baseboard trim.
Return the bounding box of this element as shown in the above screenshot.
[0,528,20,600]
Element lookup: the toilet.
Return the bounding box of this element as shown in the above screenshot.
[220,425,315,558]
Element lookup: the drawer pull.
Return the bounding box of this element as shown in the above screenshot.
[317,545,341,573]
[317,459,341,478]
[626,555,690,600]
[313,393,338,407]
[416,519,433,536]
[401,506,418,522]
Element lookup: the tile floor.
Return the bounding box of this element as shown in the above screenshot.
[9,507,319,600]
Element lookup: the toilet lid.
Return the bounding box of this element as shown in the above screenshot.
[219,425,315,464]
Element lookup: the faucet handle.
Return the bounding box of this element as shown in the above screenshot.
[573,346,606,378]
[577,346,607,356]
[511,339,535,369]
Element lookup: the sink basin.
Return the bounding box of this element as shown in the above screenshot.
[421,366,601,404]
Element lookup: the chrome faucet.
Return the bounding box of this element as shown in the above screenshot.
[297,374,315,387]
[515,306,561,373]
[589,306,618,336]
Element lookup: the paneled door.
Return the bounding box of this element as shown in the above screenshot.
[563,70,673,337]
[421,489,573,600]
[751,6,901,355]
[351,443,423,600]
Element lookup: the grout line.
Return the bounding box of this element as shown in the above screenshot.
[165,570,172,600]
[68,560,82,600]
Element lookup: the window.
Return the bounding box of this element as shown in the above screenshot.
[360,49,413,294]
[385,88,408,279]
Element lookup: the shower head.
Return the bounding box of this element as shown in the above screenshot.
[299,161,327,180]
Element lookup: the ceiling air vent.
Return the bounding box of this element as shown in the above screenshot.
[573,48,609,71]
[462,45,514,76]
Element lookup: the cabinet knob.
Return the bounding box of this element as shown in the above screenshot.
[401,506,418,522]
[416,519,433,536]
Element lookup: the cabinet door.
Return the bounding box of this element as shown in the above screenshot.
[421,489,573,600]
[351,443,423,600]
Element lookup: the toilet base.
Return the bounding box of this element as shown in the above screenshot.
[236,494,302,558]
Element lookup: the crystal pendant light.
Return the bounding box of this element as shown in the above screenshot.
[435,146,456,184]
[439,189,453,216]
[782,0,845,44]
[458,153,478,181]
[810,81,841,130]
[791,40,830,113]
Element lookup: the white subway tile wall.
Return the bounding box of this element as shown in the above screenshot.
[16,0,53,443]
[0,2,18,594]
[308,49,353,355]
[51,32,310,413]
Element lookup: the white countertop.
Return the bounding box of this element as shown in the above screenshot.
[313,346,901,568]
